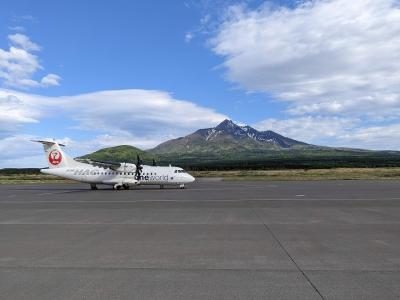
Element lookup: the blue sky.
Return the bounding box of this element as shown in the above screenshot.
[1,0,400,167]
[0,0,281,119]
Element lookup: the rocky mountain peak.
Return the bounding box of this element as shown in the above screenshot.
[151,119,310,154]
[201,119,308,148]
[215,119,240,131]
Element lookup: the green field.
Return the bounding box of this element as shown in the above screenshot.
[1,167,400,184]
[0,174,73,184]
[192,168,400,181]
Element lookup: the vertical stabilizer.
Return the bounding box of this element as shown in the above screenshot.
[32,140,79,168]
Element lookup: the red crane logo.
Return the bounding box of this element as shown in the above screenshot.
[48,150,62,165]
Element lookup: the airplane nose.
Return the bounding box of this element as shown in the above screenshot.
[188,174,195,183]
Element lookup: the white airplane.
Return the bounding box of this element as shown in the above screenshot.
[34,140,195,190]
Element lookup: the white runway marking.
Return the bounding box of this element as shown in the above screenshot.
[35,191,86,196]
[2,197,400,204]
[28,187,271,195]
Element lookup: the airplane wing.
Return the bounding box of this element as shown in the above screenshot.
[75,158,121,170]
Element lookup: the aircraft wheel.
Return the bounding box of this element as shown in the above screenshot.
[179,184,185,189]
[90,184,98,190]
[123,184,130,190]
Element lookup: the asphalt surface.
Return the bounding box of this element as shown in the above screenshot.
[0,180,400,300]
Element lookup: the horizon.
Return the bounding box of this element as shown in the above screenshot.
[1,0,400,167]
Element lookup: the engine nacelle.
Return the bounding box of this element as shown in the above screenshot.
[114,163,136,173]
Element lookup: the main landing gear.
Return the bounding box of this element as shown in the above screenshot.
[90,184,98,190]
[112,184,129,190]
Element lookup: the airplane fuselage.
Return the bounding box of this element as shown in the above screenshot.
[34,140,194,190]
[41,165,195,188]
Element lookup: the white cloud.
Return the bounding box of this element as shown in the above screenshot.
[339,124,400,150]
[0,93,40,134]
[12,14,36,23]
[0,135,44,168]
[185,32,193,42]
[254,116,356,144]
[0,34,61,89]
[254,116,400,150]
[40,74,61,86]
[0,88,227,167]
[8,26,25,32]
[8,33,40,51]
[0,133,173,168]
[54,89,227,144]
[211,0,400,117]
[0,87,228,167]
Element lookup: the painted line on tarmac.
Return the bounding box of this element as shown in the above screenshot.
[35,190,91,196]
[2,197,400,204]
[29,187,281,195]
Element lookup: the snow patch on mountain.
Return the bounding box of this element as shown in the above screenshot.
[200,119,307,148]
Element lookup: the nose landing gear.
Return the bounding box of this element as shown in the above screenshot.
[179,184,185,189]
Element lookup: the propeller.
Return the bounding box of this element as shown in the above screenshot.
[134,154,143,180]
[152,158,157,166]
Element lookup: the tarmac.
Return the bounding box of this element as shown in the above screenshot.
[0,179,400,299]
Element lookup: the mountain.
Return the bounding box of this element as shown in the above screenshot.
[77,120,400,169]
[150,119,312,156]
[78,145,152,163]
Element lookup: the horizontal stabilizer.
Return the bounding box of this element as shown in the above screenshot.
[31,140,66,147]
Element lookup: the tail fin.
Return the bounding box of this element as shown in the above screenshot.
[32,140,79,169]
